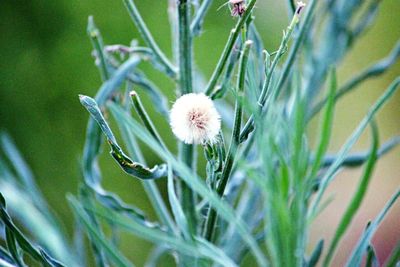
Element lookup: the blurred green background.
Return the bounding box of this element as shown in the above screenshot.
[0,0,399,266]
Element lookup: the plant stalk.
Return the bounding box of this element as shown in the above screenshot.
[177,0,197,236]
[203,40,253,241]
[205,0,257,96]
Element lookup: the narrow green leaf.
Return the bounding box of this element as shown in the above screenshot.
[309,77,400,218]
[68,196,135,267]
[167,162,190,239]
[346,189,400,267]
[77,198,238,267]
[365,244,379,267]
[87,16,110,81]
[307,239,324,267]
[5,229,24,267]
[323,121,379,266]
[0,193,65,266]
[385,241,400,267]
[309,68,336,179]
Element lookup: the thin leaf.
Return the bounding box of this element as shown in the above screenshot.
[68,195,135,267]
[309,77,400,218]
[309,68,336,179]
[76,198,238,267]
[167,162,190,240]
[5,229,25,267]
[80,95,167,180]
[385,241,400,267]
[0,194,65,267]
[365,244,379,267]
[323,121,379,267]
[346,189,400,267]
[307,239,324,267]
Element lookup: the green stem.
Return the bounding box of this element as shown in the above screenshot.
[177,0,197,236]
[205,0,257,96]
[87,16,109,82]
[203,40,253,242]
[129,91,168,150]
[240,2,307,141]
[122,0,177,78]
[274,0,317,94]
[190,0,213,36]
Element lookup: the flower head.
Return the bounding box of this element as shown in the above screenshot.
[170,93,221,145]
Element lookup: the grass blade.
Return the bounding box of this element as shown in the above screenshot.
[68,196,135,267]
[309,77,400,218]
[346,189,400,267]
[76,197,238,267]
[323,121,379,266]
[309,69,336,179]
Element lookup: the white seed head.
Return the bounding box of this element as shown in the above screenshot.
[170,93,221,145]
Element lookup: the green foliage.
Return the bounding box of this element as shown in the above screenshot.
[1,0,400,266]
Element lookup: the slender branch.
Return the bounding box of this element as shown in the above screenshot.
[274,0,317,94]
[178,0,194,94]
[205,0,257,96]
[203,40,253,241]
[177,0,197,236]
[191,0,213,36]
[87,16,109,82]
[240,2,307,142]
[122,0,177,78]
[320,136,400,168]
[129,91,168,151]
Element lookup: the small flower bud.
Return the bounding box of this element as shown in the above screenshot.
[170,93,221,145]
[296,1,306,16]
[230,0,246,17]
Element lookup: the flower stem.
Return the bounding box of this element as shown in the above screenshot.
[240,2,307,141]
[177,0,197,236]
[122,0,177,78]
[190,0,213,36]
[203,40,253,241]
[205,0,257,96]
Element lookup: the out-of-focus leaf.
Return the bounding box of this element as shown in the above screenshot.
[307,239,324,267]
[346,189,400,267]
[0,193,65,267]
[68,195,135,267]
[0,258,17,267]
[309,68,336,179]
[385,241,400,267]
[0,247,15,266]
[75,196,238,267]
[309,77,400,218]
[167,162,189,239]
[365,244,379,267]
[5,228,24,267]
[323,121,379,266]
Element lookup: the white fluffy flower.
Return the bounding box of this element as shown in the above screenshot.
[170,93,221,145]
